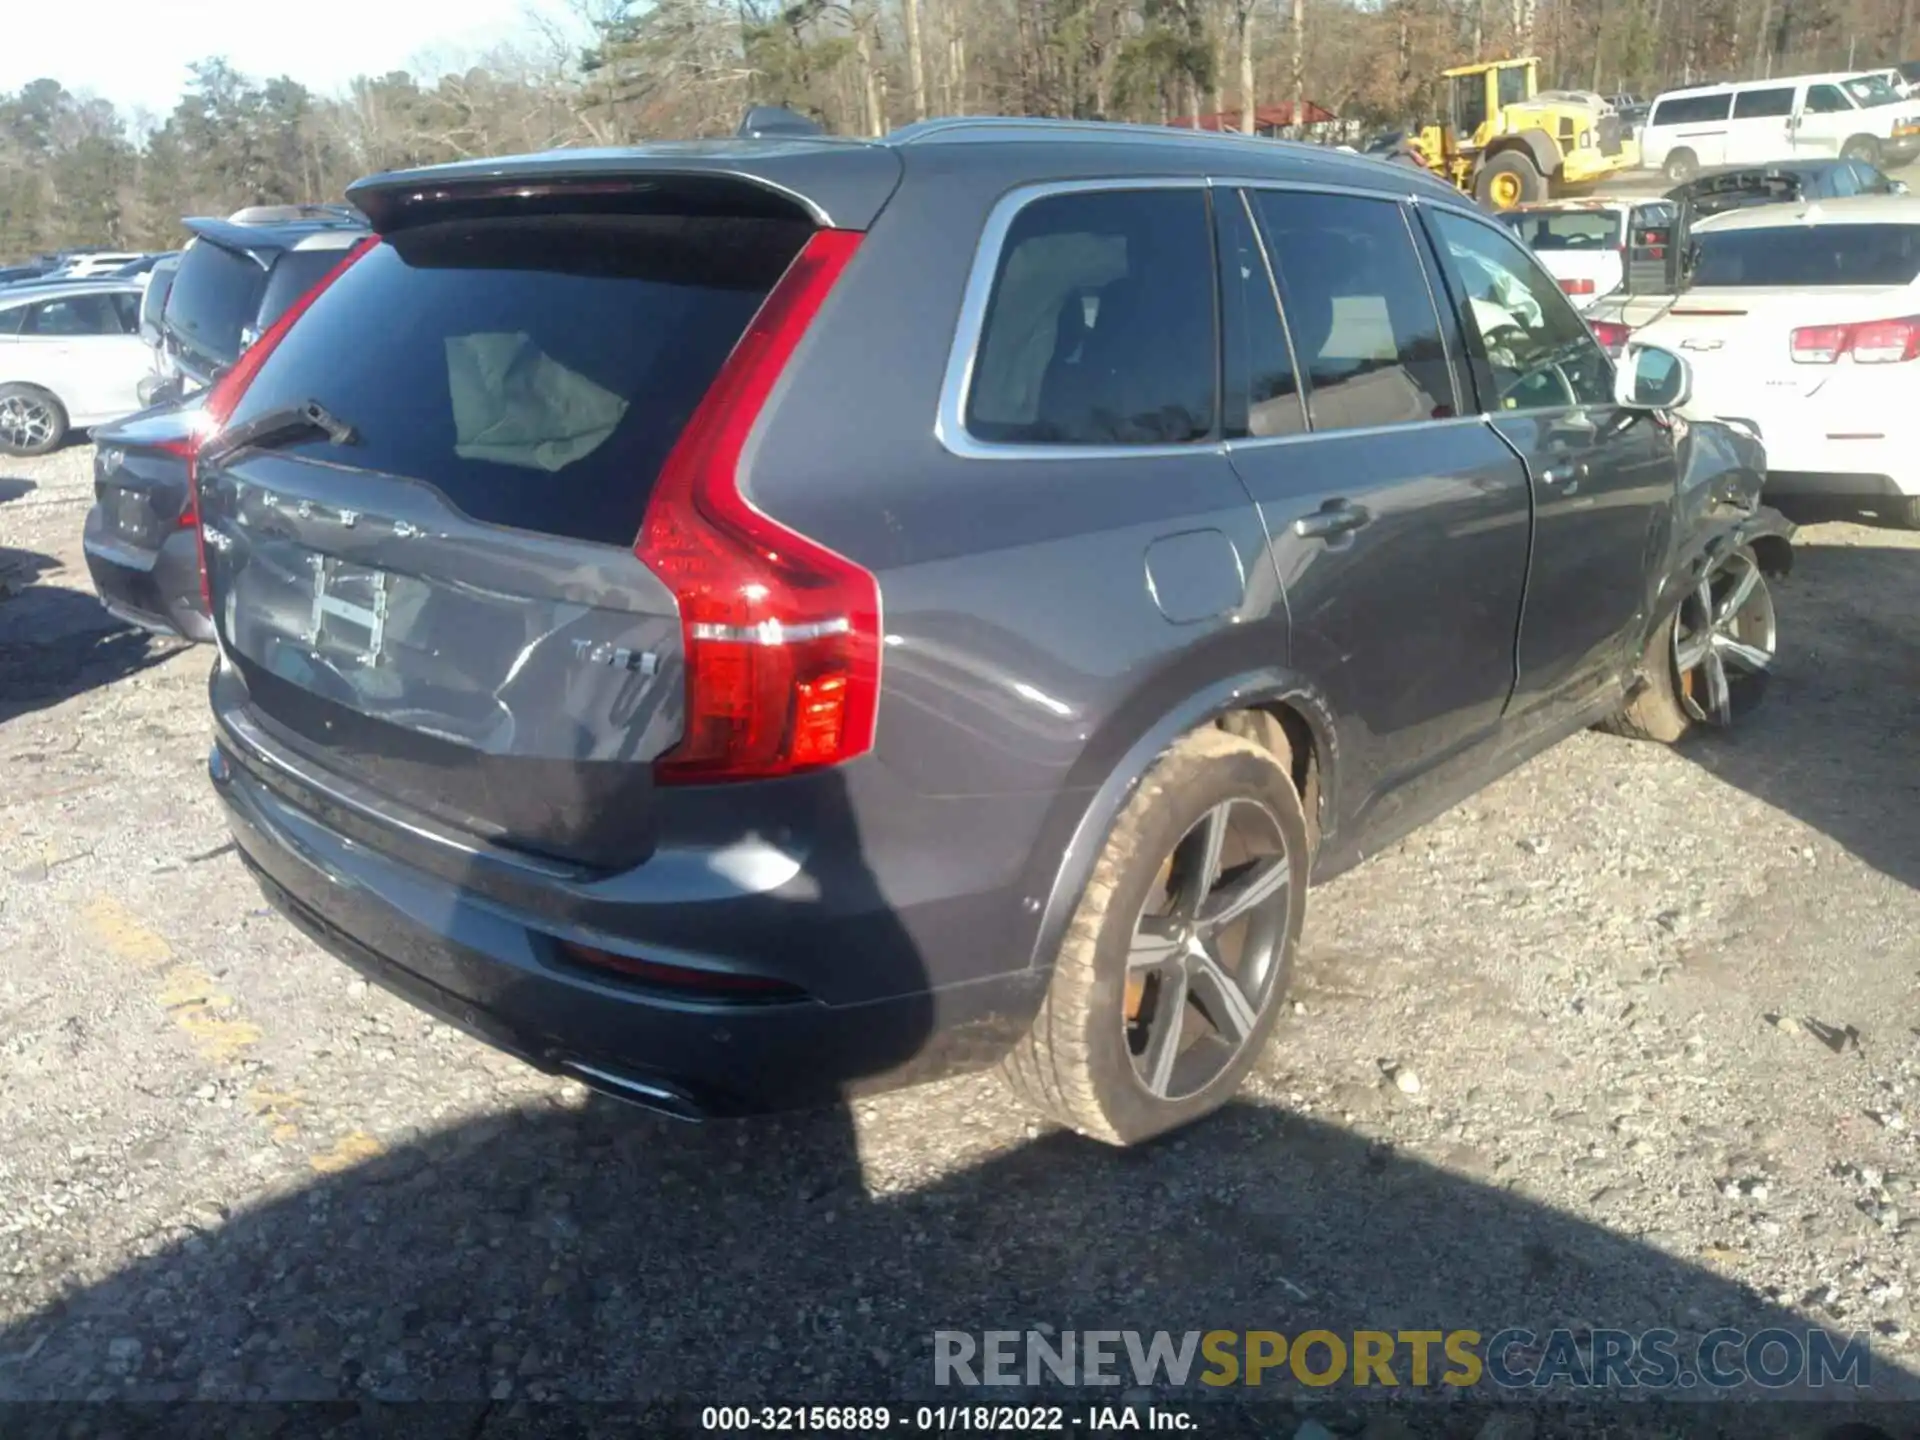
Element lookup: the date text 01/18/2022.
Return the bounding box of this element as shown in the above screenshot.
[699,1404,1198,1432]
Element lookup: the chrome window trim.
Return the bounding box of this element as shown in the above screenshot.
[935,176,1217,462]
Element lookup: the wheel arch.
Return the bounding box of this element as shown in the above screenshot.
[1019,665,1341,975]
[1647,505,1796,646]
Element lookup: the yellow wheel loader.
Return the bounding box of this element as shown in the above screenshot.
[1408,59,1639,210]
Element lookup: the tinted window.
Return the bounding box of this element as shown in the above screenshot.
[110,292,140,331]
[1427,209,1613,411]
[1852,161,1895,193]
[259,248,356,330]
[165,239,268,371]
[26,294,125,336]
[1498,67,1529,108]
[0,305,24,337]
[1806,84,1852,114]
[1251,190,1454,433]
[1651,93,1732,125]
[1732,87,1793,119]
[1693,223,1920,286]
[1829,163,1862,197]
[967,189,1216,446]
[1216,192,1303,440]
[228,212,812,547]
[1500,208,1621,249]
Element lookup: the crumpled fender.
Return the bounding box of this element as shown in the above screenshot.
[1646,414,1795,637]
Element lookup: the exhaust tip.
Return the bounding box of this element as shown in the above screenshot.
[560,1060,706,1123]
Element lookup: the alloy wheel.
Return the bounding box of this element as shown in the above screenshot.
[1672,549,1775,727]
[1124,798,1292,1101]
[0,394,54,452]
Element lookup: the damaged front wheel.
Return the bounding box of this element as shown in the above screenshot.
[1604,545,1777,743]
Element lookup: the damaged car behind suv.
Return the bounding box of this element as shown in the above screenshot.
[197,119,1793,1145]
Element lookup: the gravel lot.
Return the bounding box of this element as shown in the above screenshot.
[3,438,1920,1420]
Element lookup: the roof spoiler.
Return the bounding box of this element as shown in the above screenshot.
[737,105,823,139]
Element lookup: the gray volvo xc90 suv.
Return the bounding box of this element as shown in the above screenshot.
[196,118,1793,1145]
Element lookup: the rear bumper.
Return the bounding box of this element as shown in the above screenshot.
[81,507,212,643]
[211,735,1048,1117]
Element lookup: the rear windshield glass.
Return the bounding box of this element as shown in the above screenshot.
[165,239,268,371]
[225,212,811,547]
[1693,223,1920,286]
[259,248,354,329]
[1499,210,1621,250]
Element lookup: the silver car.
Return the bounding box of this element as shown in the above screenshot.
[0,278,149,455]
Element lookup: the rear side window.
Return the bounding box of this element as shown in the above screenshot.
[965,188,1216,446]
[1693,223,1920,286]
[166,239,268,371]
[1651,93,1732,125]
[1733,87,1793,119]
[226,211,812,547]
[0,305,24,337]
[1250,190,1454,433]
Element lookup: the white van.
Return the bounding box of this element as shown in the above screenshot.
[1641,72,1920,182]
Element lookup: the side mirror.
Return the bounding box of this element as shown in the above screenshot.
[237,324,260,352]
[1615,342,1692,410]
[1892,179,1911,195]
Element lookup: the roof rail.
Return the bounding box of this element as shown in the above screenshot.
[738,105,823,139]
[886,114,1312,149]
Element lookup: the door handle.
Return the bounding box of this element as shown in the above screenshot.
[1292,499,1371,539]
[1541,460,1590,486]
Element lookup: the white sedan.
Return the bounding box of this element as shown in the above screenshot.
[0,279,150,456]
[1634,193,1920,527]
[1497,198,1678,311]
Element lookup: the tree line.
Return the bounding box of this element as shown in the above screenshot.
[3,0,1914,257]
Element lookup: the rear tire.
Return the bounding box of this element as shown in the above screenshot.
[1663,147,1700,183]
[0,384,67,457]
[1002,727,1310,1147]
[1474,150,1548,210]
[1843,135,1882,166]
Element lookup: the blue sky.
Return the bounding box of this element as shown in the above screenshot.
[2,0,585,120]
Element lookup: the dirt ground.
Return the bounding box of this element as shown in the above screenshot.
[3,439,1919,1416]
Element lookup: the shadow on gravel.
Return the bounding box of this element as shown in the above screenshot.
[1677,540,1920,894]
[0,477,37,505]
[1,1097,1911,1424]
[0,545,178,726]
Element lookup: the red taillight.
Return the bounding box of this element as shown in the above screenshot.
[190,237,377,609]
[1791,315,1920,365]
[1589,319,1632,356]
[636,229,878,785]
[1560,277,1597,295]
[156,437,196,527]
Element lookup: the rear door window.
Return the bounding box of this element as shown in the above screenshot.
[225,211,814,547]
[1693,223,1920,285]
[165,239,268,372]
[1732,87,1794,119]
[24,294,126,336]
[1651,93,1733,125]
[1216,190,1304,440]
[965,188,1217,446]
[1249,189,1456,432]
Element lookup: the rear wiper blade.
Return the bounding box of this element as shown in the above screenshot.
[200,399,358,467]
